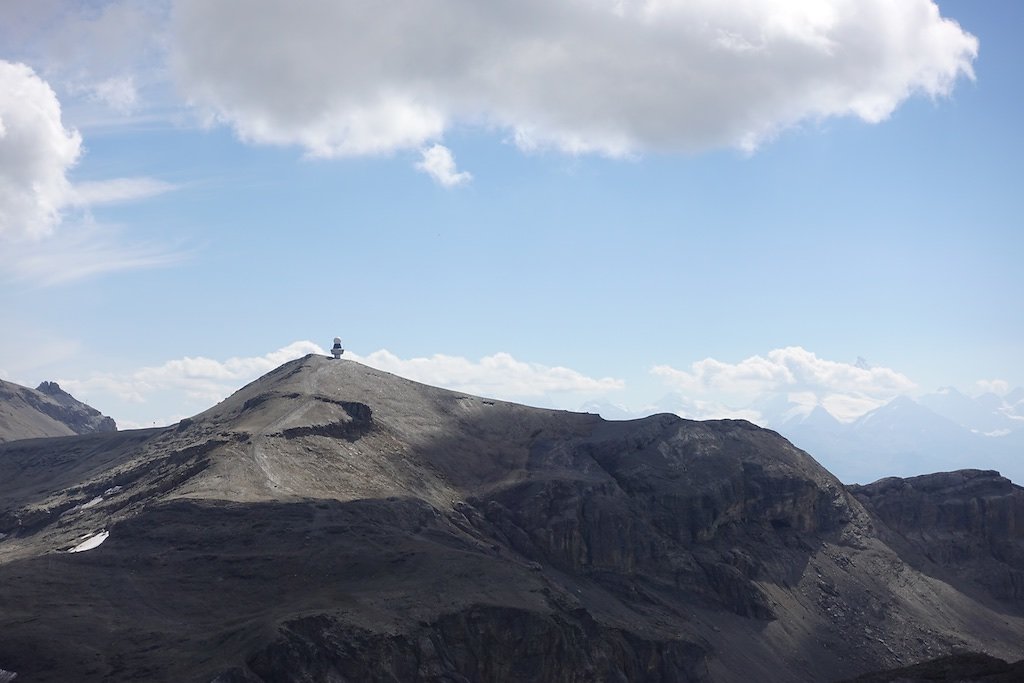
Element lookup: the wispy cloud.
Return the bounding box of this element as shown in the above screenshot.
[0,1,169,116]
[71,177,177,206]
[0,323,83,384]
[2,220,187,286]
[86,75,139,113]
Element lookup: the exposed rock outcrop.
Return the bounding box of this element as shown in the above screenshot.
[851,470,1024,604]
[34,381,117,435]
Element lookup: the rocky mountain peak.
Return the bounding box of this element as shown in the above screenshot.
[0,378,116,442]
[35,381,69,397]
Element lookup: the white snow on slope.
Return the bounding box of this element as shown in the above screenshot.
[68,530,109,553]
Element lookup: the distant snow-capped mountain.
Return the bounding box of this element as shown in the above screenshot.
[779,391,1023,485]
[917,386,1020,434]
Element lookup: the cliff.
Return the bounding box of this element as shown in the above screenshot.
[851,470,1024,605]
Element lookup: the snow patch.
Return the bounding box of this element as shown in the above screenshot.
[80,496,104,510]
[68,530,109,553]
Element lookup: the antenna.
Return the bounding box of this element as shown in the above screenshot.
[330,337,344,359]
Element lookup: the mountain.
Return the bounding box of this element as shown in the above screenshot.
[784,404,843,430]
[844,469,1024,681]
[1,355,1022,682]
[776,404,843,442]
[917,387,1018,434]
[0,378,116,442]
[850,395,968,447]
[776,395,1024,485]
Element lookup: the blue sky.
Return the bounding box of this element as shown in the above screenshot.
[0,0,1020,429]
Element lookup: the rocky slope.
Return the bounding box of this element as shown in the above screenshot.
[0,378,116,442]
[0,356,1021,682]
[850,470,1024,607]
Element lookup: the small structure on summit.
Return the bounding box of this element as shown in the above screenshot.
[330,337,345,359]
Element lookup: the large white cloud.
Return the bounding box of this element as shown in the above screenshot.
[171,0,977,157]
[653,346,917,421]
[0,60,82,240]
[70,178,177,206]
[654,347,915,396]
[3,222,187,285]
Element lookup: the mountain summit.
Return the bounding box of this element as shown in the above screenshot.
[0,378,116,442]
[0,355,1021,681]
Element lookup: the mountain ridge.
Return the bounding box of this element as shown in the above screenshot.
[0,377,116,443]
[0,355,1022,681]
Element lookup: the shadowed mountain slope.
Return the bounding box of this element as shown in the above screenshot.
[0,356,1022,682]
[0,378,116,442]
[844,652,1024,682]
[850,470,1024,609]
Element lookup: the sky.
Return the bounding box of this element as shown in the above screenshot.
[0,0,1020,431]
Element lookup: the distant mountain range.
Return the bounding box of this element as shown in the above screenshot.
[775,387,1024,484]
[0,378,116,442]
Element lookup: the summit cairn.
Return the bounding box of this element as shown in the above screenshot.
[330,337,344,359]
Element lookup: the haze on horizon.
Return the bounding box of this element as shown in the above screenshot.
[1,1,1020,478]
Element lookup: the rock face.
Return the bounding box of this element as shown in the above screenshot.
[850,470,1024,605]
[0,356,1022,682]
[0,378,116,442]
